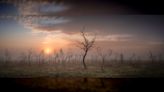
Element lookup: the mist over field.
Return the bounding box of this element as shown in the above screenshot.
[0,0,164,92]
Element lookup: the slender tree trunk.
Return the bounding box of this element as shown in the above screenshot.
[101,58,105,72]
[82,51,87,69]
[120,53,124,64]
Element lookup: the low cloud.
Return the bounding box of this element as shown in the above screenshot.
[97,34,133,42]
[18,1,70,15]
[0,0,71,32]
[148,41,164,45]
[18,1,70,32]
[19,16,70,32]
[39,3,69,13]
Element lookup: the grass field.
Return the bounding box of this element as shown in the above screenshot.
[1,60,164,92]
[0,61,164,78]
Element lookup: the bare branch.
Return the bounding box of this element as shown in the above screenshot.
[75,28,96,69]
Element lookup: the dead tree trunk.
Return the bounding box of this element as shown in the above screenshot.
[82,50,87,69]
[120,53,124,64]
[76,29,96,70]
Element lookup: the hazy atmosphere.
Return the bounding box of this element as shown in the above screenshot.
[0,0,164,77]
[0,0,164,92]
[0,0,164,58]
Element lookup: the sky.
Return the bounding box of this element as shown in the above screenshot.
[0,0,164,57]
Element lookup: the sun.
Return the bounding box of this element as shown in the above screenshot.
[44,47,52,55]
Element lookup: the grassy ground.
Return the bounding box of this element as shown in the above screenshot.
[0,61,164,78]
[0,61,164,92]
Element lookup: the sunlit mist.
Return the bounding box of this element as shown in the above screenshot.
[44,47,52,55]
[0,0,164,79]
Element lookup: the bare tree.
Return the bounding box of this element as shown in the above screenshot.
[19,52,27,63]
[76,29,96,69]
[53,50,59,64]
[149,51,156,63]
[38,50,44,64]
[4,49,11,62]
[129,53,136,62]
[97,47,106,71]
[108,49,113,62]
[120,53,124,64]
[59,48,65,67]
[27,49,33,63]
[97,47,112,71]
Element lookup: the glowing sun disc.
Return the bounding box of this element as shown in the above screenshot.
[44,48,52,55]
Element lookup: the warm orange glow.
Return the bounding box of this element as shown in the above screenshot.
[42,35,71,51]
[44,47,52,55]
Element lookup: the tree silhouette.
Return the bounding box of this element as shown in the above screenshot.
[97,47,112,71]
[120,53,124,64]
[76,28,96,69]
[38,50,44,63]
[27,49,33,64]
[4,49,11,62]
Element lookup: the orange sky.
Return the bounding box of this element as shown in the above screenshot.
[0,0,164,57]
